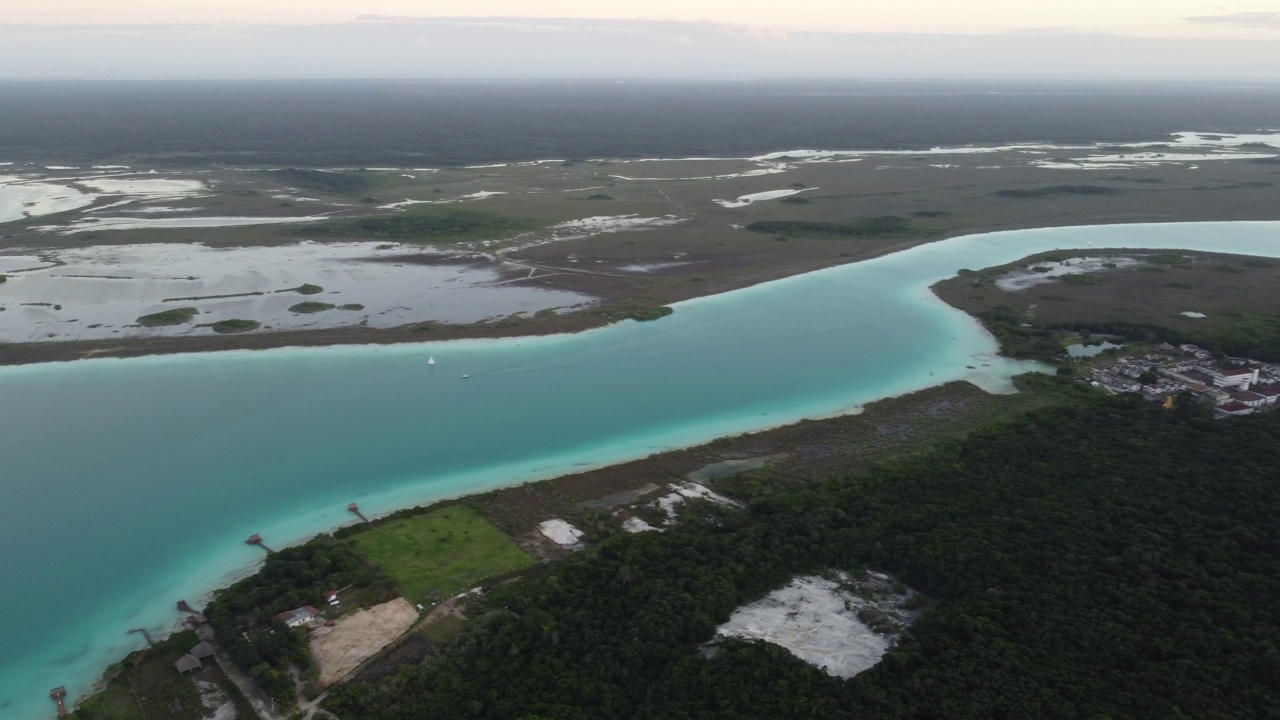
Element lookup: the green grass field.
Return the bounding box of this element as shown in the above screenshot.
[352,505,534,603]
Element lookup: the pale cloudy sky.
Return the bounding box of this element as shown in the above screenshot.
[1,2,1279,79]
[4,1,1280,37]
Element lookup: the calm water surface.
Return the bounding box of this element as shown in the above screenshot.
[3,221,1280,717]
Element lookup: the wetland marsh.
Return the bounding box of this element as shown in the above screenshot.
[3,127,1279,362]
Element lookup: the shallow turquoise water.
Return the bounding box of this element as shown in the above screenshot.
[3,221,1280,718]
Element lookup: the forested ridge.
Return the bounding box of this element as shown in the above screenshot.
[327,390,1280,719]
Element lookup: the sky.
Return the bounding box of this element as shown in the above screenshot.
[1,2,1279,79]
[4,1,1280,37]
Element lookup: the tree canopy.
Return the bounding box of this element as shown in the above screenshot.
[326,391,1280,719]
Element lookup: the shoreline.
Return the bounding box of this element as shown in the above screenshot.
[6,210,1280,368]
[12,219,1280,719]
[71,375,1066,714]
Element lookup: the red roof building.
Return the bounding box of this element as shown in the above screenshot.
[1207,366,1260,390]
[1252,384,1280,405]
[1216,401,1254,416]
[274,605,321,627]
[1228,390,1267,407]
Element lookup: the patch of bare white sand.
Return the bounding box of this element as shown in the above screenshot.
[713,187,815,208]
[40,214,329,234]
[715,572,918,679]
[194,679,239,720]
[2,172,212,225]
[309,598,419,687]
[553,215,680,235]
[378,191,508,209]
[0,175,97,223]
[76,176,206,199]
[1171,131,1280,147]
[538,519,585,548]
[489,214,685,253]
[654,481,741,521]
[270,194,325,203]
[97,206,201,214]
[617,261,691,273]
[1033,151,1274,169]
[748,131,1280,163]
[621,517,659,533]
[606,162,792,182]
[995,256,1143,291]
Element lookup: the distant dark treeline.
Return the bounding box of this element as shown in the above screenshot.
[2,80,1279,166]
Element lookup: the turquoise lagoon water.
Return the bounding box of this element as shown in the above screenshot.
[3,221,1280,718]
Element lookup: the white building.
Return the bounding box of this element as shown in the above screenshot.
[1207,366,1259,391]
[274,605,320,628]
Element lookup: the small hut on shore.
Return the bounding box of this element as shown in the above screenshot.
[174,654,202,673]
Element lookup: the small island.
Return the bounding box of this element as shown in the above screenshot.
[136,307,198,326]
[210,319,261,334]
[289,302,336,314]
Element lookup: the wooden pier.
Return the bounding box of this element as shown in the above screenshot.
[245,533,275,554]
[50,687,68,719]
[348,502,370,523]
[128,626,156,647]
[176,598,208,626]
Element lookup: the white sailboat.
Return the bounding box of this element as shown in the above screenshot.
[428,356,436,365]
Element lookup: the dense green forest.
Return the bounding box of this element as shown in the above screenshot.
[1054,315,1280,364]
[971,312,1280,365]
[327,388,1280,719]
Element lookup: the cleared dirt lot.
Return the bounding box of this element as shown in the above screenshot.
[310,598,419,687]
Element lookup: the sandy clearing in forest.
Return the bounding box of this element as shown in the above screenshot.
[716,574,910,679]
[310,598,419,687]
[537,518,585,547]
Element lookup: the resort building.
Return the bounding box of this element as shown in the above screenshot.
[1084,345,1280,419]
[1227,390,1267,408]
[1207,366,1258,391]
[275,605,321,628]
[1252,384,1280,406]
[1215,401,1255,417]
